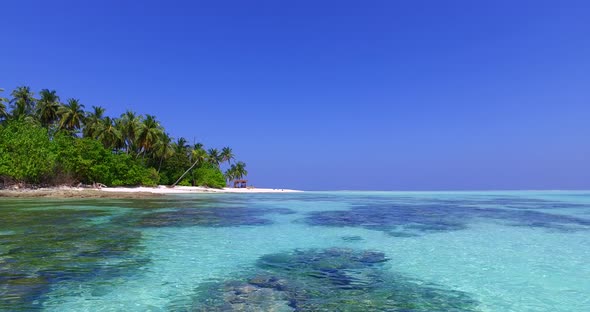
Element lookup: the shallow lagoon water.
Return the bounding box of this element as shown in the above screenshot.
[1,191,589,311]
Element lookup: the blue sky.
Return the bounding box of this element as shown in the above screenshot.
[2,0,589,190]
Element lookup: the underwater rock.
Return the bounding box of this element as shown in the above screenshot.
[190,248,480,311]
[138,207,295,228]
[192,280,293,312]
[0,207,146,310]
[341,235,364,242]
[248,275,290,291]
[432,196,590,210]
[304,202,590,236]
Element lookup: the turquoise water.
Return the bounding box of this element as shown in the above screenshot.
[1,191,590,311]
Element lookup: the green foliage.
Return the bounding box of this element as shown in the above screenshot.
[109,153,159,186]
[225,161,248,187]
[51,134,159,186]
[0,86,245,187]
[53,134,113,184]
[0,121,55,183]
[0,122,159,186]
[158,150,191,185]
[176,179,192,186]
[192,163,226,188]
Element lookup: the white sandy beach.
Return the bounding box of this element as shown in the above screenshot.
[0,185,302,198]
[99,185,302,194]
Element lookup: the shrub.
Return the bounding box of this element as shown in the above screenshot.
[109,153,159,186]
[52,134,113,184]
[52,134,160,187]
[192,163,226,188]
[0,121,55,184]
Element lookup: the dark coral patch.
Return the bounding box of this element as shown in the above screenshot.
[430,197,590,211]
[0,207,146,310]
[341,235,364,242]
[304,202,590,236]
[137,207,295,227]
[305,204,469,236]
[189,248,480,311]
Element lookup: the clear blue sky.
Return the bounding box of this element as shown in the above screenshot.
[2,0,589,190]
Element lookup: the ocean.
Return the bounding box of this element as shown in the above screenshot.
[1,191,589,311]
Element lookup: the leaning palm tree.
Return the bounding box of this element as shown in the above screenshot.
[58,98,86,132]
[83,106,106,138]
[36,89,61,127]
[10,86,36,119]
[191,146,208,166]
[221,147,235,166]
[172,145,210,187]
[171,142,210,187]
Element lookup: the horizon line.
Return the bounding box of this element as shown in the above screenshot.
[299,189,590,192]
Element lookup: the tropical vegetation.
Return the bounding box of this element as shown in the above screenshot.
[0,86,247,188]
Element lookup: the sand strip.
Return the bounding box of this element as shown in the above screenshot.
[0,186,302,199]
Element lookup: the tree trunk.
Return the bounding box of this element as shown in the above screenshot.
[157,157,164,173]
[172,160,200,187]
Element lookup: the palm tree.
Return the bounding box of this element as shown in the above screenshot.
[191,146,208,165]
[225,161,247,187]
[58,98,86,132]
[0,104,6,122]
[83,106,106,138]
[193,142,204,150]
[95,116,122,150]
[36,89,61,127]
[153,132,174,172]
[224,166,236,187]
[136,114,163,156]
[207,148,223,167]
[233,161,248,180]
[10,86,36,119]
[120,110,141,153]
[174,137,189,156]
[172,143,210,187]
[221,147,235,166]
[0,88,8,121]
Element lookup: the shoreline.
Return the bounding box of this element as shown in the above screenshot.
[100,185,302,194]
[0,185,302,199]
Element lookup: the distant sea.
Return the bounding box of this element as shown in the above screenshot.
[1,191,589,311]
